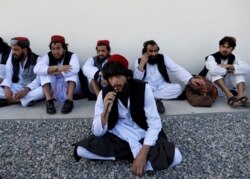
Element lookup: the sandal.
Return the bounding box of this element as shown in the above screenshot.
[237,96,248,106]
[227,96,238,107]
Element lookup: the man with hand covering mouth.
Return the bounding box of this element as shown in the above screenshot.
[73,54,182,177]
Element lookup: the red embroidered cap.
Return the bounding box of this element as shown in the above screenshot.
[97,40,110,46]
[108,54,128,69]
[51,35,65,44]
[10,37,30,48]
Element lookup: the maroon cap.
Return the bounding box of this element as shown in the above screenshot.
[97,40,110,46]
[108,54,128,69]
[51,35,65,44]
[10,37,30,48]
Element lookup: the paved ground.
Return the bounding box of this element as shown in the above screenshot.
[0,96,250,120]
[0,97,249,178]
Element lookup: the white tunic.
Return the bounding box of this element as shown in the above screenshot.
[92,84,162,158]
[0,51,11,80]
[134,54,193,99]
[0,53,6,80]
[82,57,108,93]
[205,55,250,93]
[82,57,108,81]
[0,56,44,106]
[34,53,81,101]
[34,53,80,77]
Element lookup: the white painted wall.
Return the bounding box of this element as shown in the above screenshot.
[1,0,250,84]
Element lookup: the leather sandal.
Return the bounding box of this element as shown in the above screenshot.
[227,96,238,107]
[237,96,248,106]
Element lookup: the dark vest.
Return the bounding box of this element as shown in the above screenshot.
[199,51,235,76]
[48,51,91,97]
[0,45,11,64]
[138,54,170,82]
[48,51,73,66]
[12,51,38,84]
[93,56,107,70]
[102,79,148,130]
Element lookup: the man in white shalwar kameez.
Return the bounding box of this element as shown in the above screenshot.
[134,40,204,114]
[34,35,81,114]
[0,37,44,107]
[82,40,110,98]
[0,37,11,83]
[73,54,182,177]
[199,36,250,107]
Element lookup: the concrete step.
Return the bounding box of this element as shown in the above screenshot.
[0,96,250,121]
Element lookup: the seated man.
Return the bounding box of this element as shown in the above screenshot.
[0,37,11,83]
[0,37,44,107]
[34,35,81,114]
[73,54,182,177]
[199,36,250,107]
[82,40,110,98]
[134,40,204,114]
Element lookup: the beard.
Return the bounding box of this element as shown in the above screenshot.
[220,52,229,60]
[147,56,158,65]
[13,53,25,62]
[97,55,109,63]
[54,54,64,63]
[115,82,129,107]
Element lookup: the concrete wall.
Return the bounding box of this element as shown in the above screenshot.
[1,0,250,83]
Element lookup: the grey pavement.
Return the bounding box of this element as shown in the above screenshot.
[0,96,250,120]
[0,96,250,178]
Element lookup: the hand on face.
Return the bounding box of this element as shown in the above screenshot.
[140,53,149,65]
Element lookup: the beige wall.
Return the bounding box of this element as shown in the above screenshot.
[1,0,250,83]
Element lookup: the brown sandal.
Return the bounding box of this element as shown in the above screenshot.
[227,96,238,107]
[237,96,248,106]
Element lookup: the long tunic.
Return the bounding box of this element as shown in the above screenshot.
[34,53,81,101]
[134,54,193,99]
[205,55,250,94]
[82,57,108,93]
[92,84,162,158]
[0,56,44,106]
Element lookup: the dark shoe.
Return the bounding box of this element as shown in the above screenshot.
[73,145,81,162]
[46,99,56,114]
[27,100,36,107]
[0,99,8,107]
[155,99,165,114]
[61,99,73,114]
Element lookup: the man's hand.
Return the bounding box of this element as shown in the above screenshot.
[3,86,13,101]
[101,91,117,127]
[132,145,150,177]
[12,87,30,100]
[190,78,205,87]
[58,65,72,73]
[138,53,149,72]
[219,64,235,73]
[103,91,116,113]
